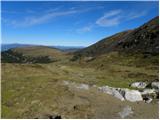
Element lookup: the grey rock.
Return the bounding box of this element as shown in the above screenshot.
[124,89,143,102]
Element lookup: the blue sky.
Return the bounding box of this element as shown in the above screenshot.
[1,1,159,46]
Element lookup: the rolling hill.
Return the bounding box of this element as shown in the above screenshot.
[1,46,66,63]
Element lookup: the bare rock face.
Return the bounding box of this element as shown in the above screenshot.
[130,82,147,89]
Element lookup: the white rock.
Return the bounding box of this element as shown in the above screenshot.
[151,82,159,89]
[124,90,143,102]
[130,82,147,89]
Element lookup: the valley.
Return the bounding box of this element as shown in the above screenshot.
[1,16,159,118]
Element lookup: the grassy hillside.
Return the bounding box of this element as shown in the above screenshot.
[1,46,69,63]
[11,46,65,57]
[73,16,159,60]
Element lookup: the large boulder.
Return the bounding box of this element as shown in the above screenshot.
[130,82,147,89]
[123,89,143,102]
[151,82,159,89]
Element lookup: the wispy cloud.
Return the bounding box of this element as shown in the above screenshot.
[77,24,93,33]
[3,6,99,28]
[11,10,78,27]
[96,9,147,27]
[96,10,122,27]
[4,10,79,27]
[127,11,147,20]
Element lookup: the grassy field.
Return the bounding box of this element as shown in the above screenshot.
[1,52,159,118]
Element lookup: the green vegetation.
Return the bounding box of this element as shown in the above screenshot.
[2,50,159,118]
[1,17,159,118]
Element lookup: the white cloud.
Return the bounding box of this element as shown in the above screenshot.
[96,10,122,27]
[76,24,93,33]
[96,9,147,27]
[3,6,98,28]
[127,11,147,20]
[8,10,78,27]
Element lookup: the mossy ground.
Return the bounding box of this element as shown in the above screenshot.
[1,52,159,118]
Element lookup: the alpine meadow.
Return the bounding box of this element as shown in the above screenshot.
[1,1,159,119]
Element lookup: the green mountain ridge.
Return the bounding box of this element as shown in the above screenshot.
[73,16,159,60]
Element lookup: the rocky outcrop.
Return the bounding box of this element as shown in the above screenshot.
[98,86,143,102]
[63,80,158,103]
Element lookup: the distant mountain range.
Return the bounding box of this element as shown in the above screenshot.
[1,43,84,52]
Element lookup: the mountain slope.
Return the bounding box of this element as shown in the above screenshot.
[73,16,159,60]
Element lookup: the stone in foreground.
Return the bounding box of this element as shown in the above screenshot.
[124,90,143,102]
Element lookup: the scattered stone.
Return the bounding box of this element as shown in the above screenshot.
[124,90,143,102]
[151,82,159,89]
[118,106,133,118]
[63,81,155,103]
[130,82,147,89]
